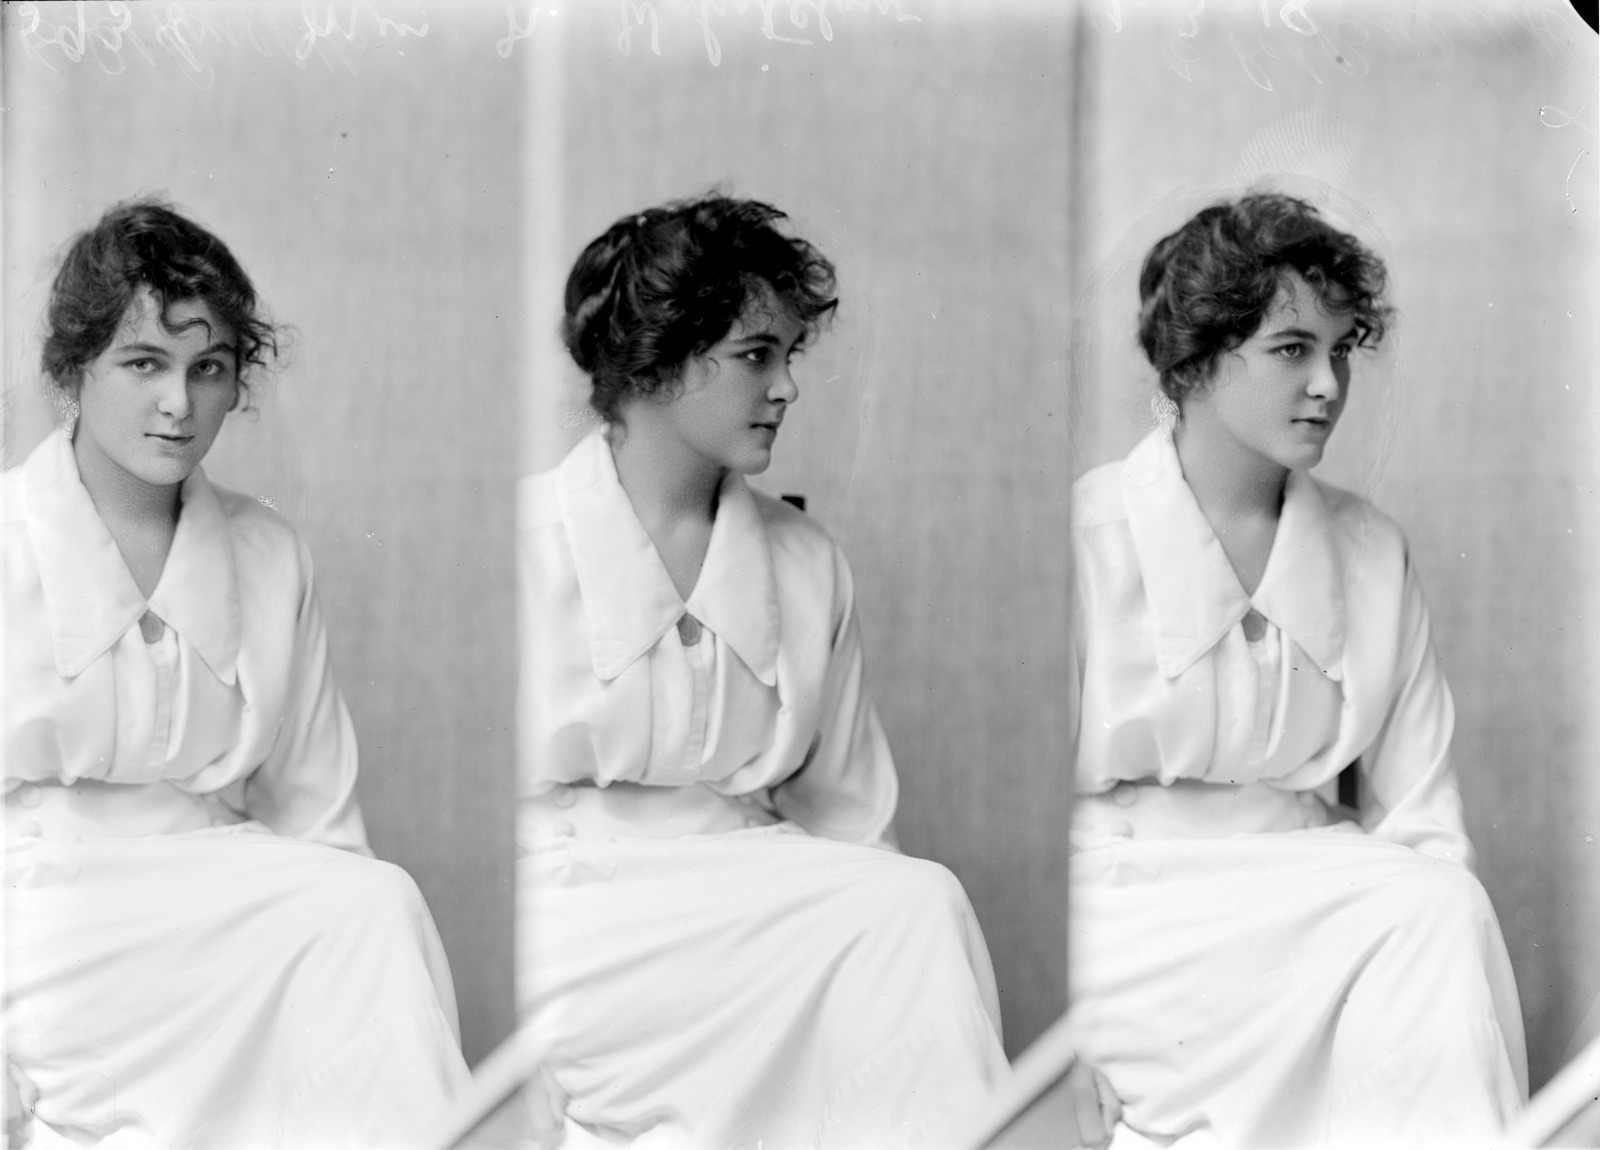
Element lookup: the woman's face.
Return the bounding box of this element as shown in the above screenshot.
[657,290,807,477]
[1180,272,1358,475]
[70,290,239,500]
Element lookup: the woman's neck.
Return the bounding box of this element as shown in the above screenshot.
[607,415,725,601]
[73,438,182,600]
[1172,416,1286,598]
[608,422,724,528]
[1172,416,1288,525]
[74,439,181,525]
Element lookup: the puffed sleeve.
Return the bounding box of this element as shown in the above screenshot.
[769,544,901,850]
[1359,546,1474,869]
[239,533,371,854]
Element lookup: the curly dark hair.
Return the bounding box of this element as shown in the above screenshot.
[563,195,838,422]
[43,199,279,409]
[1138,192,1392,401]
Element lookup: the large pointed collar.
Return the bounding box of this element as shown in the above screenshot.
[1122,430,1345,680]
[560,430,780,685]
[23,433,241,683]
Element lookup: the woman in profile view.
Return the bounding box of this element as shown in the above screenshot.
[5,200,477,1148]
[1069,191,1526,1146]
[517,194,1010,1148]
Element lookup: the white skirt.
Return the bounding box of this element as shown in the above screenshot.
[1070,824,1527,1148]
[518,822,1009,1150]
[6,822,472,1148]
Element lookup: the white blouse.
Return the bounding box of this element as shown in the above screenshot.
[3,433,367,851]
[518,429,899,847]
[1072,430,1473,867]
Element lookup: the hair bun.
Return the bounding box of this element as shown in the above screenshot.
[560,194,838,423]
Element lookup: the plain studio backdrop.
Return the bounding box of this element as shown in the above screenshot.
[4,0,1597,1105]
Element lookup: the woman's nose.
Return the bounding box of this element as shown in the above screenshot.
[156,375,193,419]
[770,366,799,405]
[1307,356,1342,401]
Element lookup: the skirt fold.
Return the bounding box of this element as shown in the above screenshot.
[6,824,471,1148]
[519,824,1008,1149]
[1070,826,1526,1148]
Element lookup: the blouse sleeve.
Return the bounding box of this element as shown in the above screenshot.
[769,545,901,850]
[239,534,370,854]
[1359,546,1474,869]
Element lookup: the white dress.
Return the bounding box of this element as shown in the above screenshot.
[4,434,471,1148]
[1070,430,1527,1147]
[517,429,1008,1149]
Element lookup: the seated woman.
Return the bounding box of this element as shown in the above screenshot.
[4,201,474,1147]
[517,195,1008,1148]
[1069,191,1527,1146]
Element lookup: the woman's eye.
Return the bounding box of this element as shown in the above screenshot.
[125,358,159,374]
[741,348,769,366]
[1331,343,1353,361]
[194,360,230,379]
[1273,344,1306,360]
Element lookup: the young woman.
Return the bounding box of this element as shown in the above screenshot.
[1069,192,1527,1146]
[518,195,1008,1147]
[4,201,474,1147]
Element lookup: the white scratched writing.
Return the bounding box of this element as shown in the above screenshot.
[500,4,544,58]
[1538,95,1595,216]
[618,1,662,56]
[15,1,430,83]
[1541,101,1595,133]
[15,0,921,74]
[1565,151,1591,213]
[155,3,219,85]
[1094,0,1578,93]
[616,0,920,67]
[16,1,155,76]
[294,2,429,64]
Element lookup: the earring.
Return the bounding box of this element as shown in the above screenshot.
[53,391,80,438]
[1150,391,1180,435]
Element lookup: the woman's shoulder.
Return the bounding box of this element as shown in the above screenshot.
[208,480,302,545]
[516,431,608,535]
[749,487,843,567]
[202,478,316,589]
[1304,475,1410,561]
[516,469,563,532]
[746,488,857,629]
[1070,457,1129,532]
[5,432,72,521]
[1072,431,1179,532]
[2,457,29,528]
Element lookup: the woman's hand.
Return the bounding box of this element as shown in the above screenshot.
[1061,1057,1122,1150]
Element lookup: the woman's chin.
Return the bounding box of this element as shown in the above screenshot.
[734,446,775,476]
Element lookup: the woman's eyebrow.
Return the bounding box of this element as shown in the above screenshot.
[1262,325,1320,341]
[112,340,237,358]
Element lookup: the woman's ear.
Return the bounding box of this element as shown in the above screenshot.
[51,376,82,434]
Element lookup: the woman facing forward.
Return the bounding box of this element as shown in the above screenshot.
[518,195,1008,1148]
[1069,192,1526,1147]
[4,201,474,1147]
